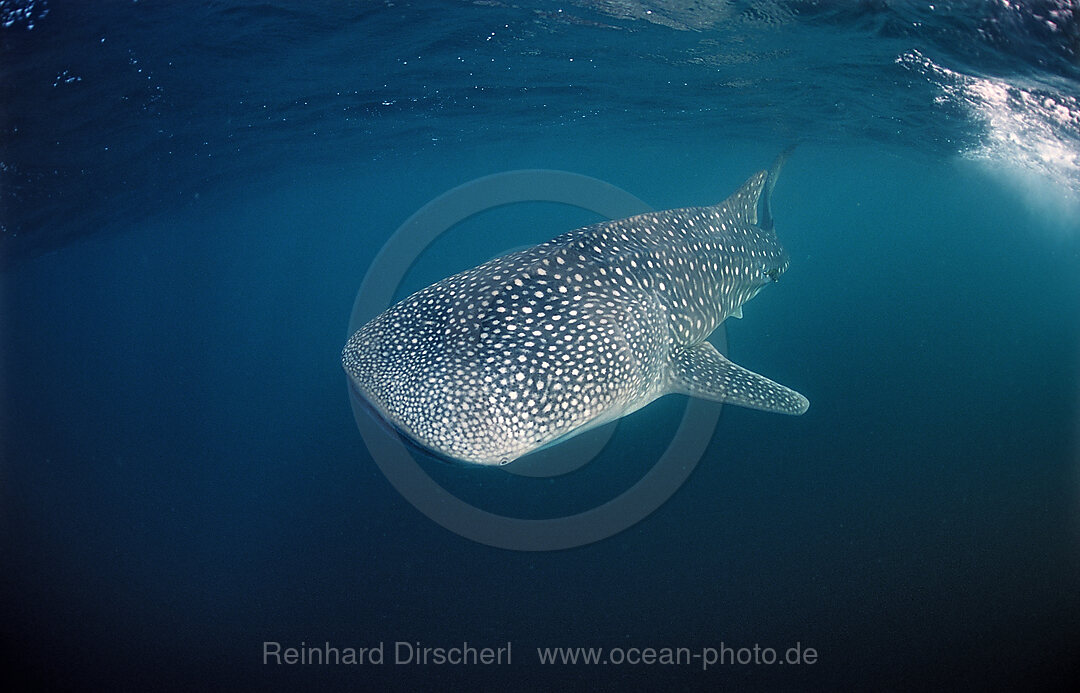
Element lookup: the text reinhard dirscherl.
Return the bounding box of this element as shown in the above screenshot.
[263,641,512,666]
[262,641,819,670]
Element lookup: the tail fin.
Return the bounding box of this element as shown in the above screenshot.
[758,145,795,232]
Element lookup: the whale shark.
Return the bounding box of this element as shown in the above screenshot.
[343,152,808,465]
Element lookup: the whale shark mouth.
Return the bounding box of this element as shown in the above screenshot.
[347,375,477,466]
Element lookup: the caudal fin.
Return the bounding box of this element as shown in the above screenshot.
[759,145,795,231]
[716,146,796,230]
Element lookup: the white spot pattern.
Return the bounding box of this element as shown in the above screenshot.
[343,166,800,464]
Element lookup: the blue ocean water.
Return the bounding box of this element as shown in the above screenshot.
[2,0,1079,690]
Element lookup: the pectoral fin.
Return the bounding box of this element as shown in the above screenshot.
[669,342,809,415]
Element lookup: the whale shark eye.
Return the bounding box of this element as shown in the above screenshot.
[765,267,781,282]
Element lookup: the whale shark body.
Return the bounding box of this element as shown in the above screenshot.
[343,153,808,465]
